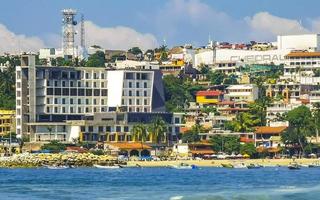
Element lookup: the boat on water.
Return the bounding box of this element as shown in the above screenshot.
[247,164,263,169]
[169,163,198,169]
[232,163,247,169]
[288,162,300,170]
[46,165,70,169]
[308,161,320,168]
[221,163,233,168]
[93,164,121,169]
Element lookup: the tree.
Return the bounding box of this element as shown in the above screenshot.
[207,71,225,85]
[86,51,105,67]
[249,96,272,126]
[281,106,315,157]
[128,47,143,56]
[41,140,66,153]
[148,117,167,144]
[225,112,260,132]
[223,74,238,85]
[181,125,204,143]
[210,135,240,154]
[47,126,54,141]
[131,124,148,149]
[240,143,256,157]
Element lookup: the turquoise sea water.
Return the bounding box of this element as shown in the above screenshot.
[0,167,319,200]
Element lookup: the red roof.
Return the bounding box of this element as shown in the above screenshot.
[196,90,223,96]
[240,137,254,143]
[255,126,287,134]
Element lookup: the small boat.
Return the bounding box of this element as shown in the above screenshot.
[288,162,300,170]
[170,163,198,169]
[247,164,263,169]
[93,164,121,169]
[308,161,320,168]
[47,165,70,169]
[232,163,247,169]
[221,163,233,168]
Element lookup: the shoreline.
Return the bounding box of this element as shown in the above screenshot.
[0,153,318,168]
[127,158,320,167]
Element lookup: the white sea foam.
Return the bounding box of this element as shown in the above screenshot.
[170,196,184,200]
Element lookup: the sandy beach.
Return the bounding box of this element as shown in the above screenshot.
[128,158,320,167]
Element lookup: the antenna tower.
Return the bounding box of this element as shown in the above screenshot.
[62,9,77,58]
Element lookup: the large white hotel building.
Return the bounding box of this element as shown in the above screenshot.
[16,55,182,143]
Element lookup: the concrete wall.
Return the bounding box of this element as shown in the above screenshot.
[277,34,320,51]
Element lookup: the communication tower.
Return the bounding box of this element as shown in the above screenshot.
[62,9,77,58]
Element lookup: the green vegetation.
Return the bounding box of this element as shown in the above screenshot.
[181,125,205,143]
[210,135,240,154]
[282,105,315,157]
[41,141,66,152]
[163,75,205,112]
[225,112,260,132]
[86,51,105,67]
[148,117,167,144]
[240,143,256,157]
[0,56,18,109]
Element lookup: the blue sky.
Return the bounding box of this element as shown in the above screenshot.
[1,0,320,53]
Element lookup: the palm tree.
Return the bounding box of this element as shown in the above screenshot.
[131,124,148,150]
[148,117,167,144]
[47,126,54,141]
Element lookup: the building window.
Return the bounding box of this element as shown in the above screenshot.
[62,98,66,104]
[129,91,132,96]
[136,82,140,88]
[78,99,81,104]
[144,91,147,97]
[88,126,93,132]
[99,126,104,132]
[174,117,180,124]
[129,82,132,88]
[144,82,147,88]
[116,126,121,132]
[136,99,140,105]
[129,99,132,105]
[136,91,140,96]
[70,99,74,104]
[144,99,148,105]
[124,126,129,132]
[54,98,58,104]
[106,126,111,132]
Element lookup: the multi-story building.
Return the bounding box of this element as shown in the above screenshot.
[196,90,223,105]
[16,55,173,143]
[224,84,258,102]
[0,110,15,136]
[283,52,320,78]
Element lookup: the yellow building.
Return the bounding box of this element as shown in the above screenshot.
[196,90,223,105]
[0,110,15,135]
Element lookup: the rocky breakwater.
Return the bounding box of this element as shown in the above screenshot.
[0,153,124,168]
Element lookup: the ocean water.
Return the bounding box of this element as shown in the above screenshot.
[0,167,319,200]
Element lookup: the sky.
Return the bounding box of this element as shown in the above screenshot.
[1,0,320,54]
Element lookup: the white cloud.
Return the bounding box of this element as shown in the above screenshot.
[0,23,45,54]
[153,0,320,43]
[83,21,158,50]
[246,12,310,41]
